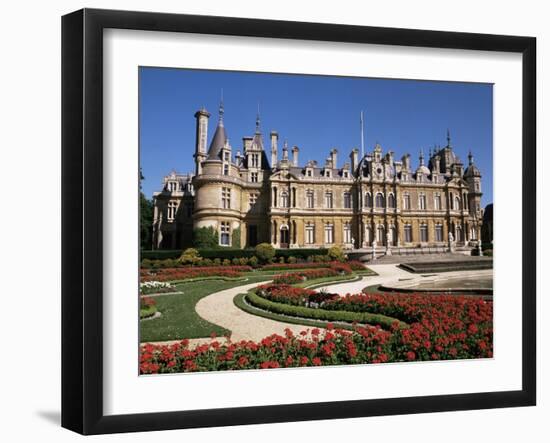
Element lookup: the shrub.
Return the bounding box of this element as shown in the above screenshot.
[193,227,219,249]
[141,258,152,269]
[179,248,202,265]
[255,243,276,263]
[231,226,241,248]
[288,256,297,264]
[140,266,252,282]
[327,246,346,261]
[249,256,259,267]
[223,259,231,266]
[213,258,221,266]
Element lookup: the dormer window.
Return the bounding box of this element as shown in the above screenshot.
[250,153,259,168]
[223,151,230,162]
[168,181,177,192]
[306,169,313,177]
[343,170,349,178]
[325,170,331,178]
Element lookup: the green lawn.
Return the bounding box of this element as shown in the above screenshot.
[139,275,270,342]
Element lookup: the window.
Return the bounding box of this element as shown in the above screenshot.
[375,192,385,208]
[387,193,396,208]
[272,187,277,207]
[250,172,258,182]
[343,192,351,209]
[343,170,349,178]
[470,226,477,240]
[250,154,259,168]
[306,169,313,177]
[249,193,258,210]
[325,192,333,209]
[220,222,230,246]
[376,225,385,245]
[454,196,461,210]
[403,194,411,210]
[280,191,289,208]
[223,151,230,161]
[305,223,315,244]
[167,201,178,220]
[343,222,352,243]
[365,227,372,245]
[404,224,413,242]
[435,224,443,242]
[306,190,314,209]
[325,170,331,178]
[324,223,334,244]
[420,224,428,242]
[419,193,427,210]
[221,187,231,209]
[434,193,442,210]
[365,192,373,207]
[223,164,229,176]
[168,181,177,192]
[475,183,480,191]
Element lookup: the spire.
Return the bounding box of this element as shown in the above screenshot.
[468,150,474,165]
[218,89,224,126]
[446,128,452,148]
[360,111,365,159]
[255,102,261,133]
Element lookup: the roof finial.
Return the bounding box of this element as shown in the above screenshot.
[468,150,474,165]
[218,89,224,124]
[446,128,451,147]
[256,101,261,133]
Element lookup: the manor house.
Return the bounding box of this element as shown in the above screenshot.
[151,102,483,252]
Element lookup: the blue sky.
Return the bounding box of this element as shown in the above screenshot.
[139,67,493,207]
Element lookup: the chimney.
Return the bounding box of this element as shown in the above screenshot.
[330,148,338,169]
[292,146,299,166]
[282,140,289,161]
[350,148,359,172]
[402,154,411,170]
[270,131,278,167]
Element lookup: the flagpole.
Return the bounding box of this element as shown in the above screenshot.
[360,110,365,159]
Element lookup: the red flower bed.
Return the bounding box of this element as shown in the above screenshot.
[262,261,365,271]
[256,283,339,306]
[270,263,353,284]
[140,266,252,282]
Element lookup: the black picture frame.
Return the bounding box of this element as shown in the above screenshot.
[61,8,537,435]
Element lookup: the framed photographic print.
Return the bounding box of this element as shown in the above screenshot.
[61,8,536,435]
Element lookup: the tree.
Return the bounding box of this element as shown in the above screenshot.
[139,168,154,250]
[193,226,219,249]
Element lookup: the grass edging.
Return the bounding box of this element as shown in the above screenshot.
[234,293,355,330]
[244,291,407,330]
[167,276,248,284]
[140,305,157,320]
[302,274,362,290]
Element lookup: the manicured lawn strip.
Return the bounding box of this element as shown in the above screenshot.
[245,291,407,330]
[140,304,157,319]
[355,268,378,276]
[301,274,362,290]
[234,293,355,330]
[168,276,247,284]
[139,276,270,342]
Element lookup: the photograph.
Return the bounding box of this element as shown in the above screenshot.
[138,67,494,375]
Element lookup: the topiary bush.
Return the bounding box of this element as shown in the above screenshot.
[327,246,346,262]
[178,248,202,266]
[255,243,276,263]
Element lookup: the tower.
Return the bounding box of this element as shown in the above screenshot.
[194,107,210,175]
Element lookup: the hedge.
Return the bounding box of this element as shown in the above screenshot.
[246,291,407,330]
[141,248,330,261]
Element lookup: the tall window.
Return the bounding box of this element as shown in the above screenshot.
[306,169,313,177]
[305,223,315,244]
[434,193,442,210]
[375,192,385,208]
[324,223,334,244]
[365,226,372,245]
[455,196,461,210]
[325,192,333,209]
[168,181,177,192]
[223,151,230,161]
[470,226,477,240]
[419,193,427,210]
[376,225,385,244]
[420,224,428,242]
[167,201,178,220]
[272,187,277,207]
[343,192,351,209]
[435,224,443,242]
[404,224,413,242]
[250,172,258,182]
[280,191,289,208]
[221,187,231,209]
[343,222,352,243]
[365,192,373,207]
[220,222,230,246]
[250,154,259,168]
[387,193,396,208]
[306,190,314,208]
[223,164,229,176]
[403,194,411,210]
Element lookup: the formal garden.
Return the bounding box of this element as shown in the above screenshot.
[139,243,493,374]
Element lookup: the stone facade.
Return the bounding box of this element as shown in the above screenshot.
[152,103,483,251]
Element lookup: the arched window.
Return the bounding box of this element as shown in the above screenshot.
[376,225,386,245]
[389,226,396,246]
[404,224,413,243]
[365,192,373,207]
[455,196,461,210]
[387,193,396,208]
[375,192,385,208]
